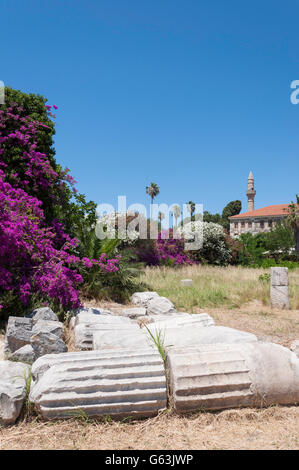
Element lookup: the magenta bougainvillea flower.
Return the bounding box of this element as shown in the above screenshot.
[0,102,120,311]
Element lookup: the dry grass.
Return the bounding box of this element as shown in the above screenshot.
[1,407,299,450]
[1,265,299,450]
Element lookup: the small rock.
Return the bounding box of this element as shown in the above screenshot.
[131,292,159,307]
[29,307,59,323]
[9,345,35,364]
[31,331,67,358]
[147,296,176,316]
[0,361,30,425]
[181,279,193,287]
[4,317,33,355]
[32,320,63,339]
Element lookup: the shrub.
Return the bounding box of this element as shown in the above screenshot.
[177,221,231,265]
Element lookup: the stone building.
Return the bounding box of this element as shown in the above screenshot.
[229,172,289,237]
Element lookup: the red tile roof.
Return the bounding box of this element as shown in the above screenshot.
[229,204,290,219]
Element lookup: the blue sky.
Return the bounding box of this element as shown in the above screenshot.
[1,0,298,215]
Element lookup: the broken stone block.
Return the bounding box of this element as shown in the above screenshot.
[93,327,152,351]
[30,331,67,358]
[73,312,132,328]
[30,349,167,420]
[29,307,59,323]
[147,312,190,323]
[167,342,299,413]
[0,361,31,425]
[116,307,147,319]
[74,321,140,350]
[131,292,159,307]
[71,306,113,316]
[270,267,289,286]
[32,320,63,339]
[4,317,33,355]
[9,344,35,364]
[146,313,215,332]
[147,296,176,315]
[270,285,290,309]
[181,279,193,286]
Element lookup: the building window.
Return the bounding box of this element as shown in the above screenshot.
[241,221,245,227]
[234,223,238,229]
[260,220,264,229]
[248,221,252,228]
[269,220,273,228]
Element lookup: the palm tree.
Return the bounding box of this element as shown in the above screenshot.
[172,204,181,227]
[158,211,165,226]
[286,195,299,258]
[187,201,196,220]
[146,182,160,220]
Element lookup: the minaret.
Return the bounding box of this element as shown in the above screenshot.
[246,171,256,212]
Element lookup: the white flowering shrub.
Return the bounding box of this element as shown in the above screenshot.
[177,221,231,265]
[96,211,141,244]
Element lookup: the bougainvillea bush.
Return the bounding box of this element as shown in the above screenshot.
[154,230,195,266]
[0,88,123,320]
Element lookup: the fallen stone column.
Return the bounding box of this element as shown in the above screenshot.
[166,342,299,413]
[270,267,290,309]
[148,325,257,351]
[30,349,167,420]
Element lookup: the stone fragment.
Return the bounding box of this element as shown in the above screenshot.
[30,349,167,420]
[148,325,257,351]
[32,320,63,339]
[30,331,67,358]
[9,344,35,364]
[270,267,289,286]
[147,312,190,323]
[131,292,159,307]
[93,328,152,351]
[29,307,59,323]
[73,312,132,328]
[116,307,147,319]
[74,321,140,350]
[270,285,290,309]
[71,306,113,316]
[167,342,299,413]
[4,317,33,355]
[0,361,30,425]
[147,313,215,332]
[181,279,193,286]
[147,296,176,316]
[290,340,299,358]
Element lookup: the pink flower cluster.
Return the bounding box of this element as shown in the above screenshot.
[155,230,195,266]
